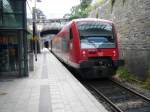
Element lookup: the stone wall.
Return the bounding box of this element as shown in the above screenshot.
[89,0,150,80]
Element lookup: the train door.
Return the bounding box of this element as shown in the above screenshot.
[69,23,81,65]
[69,27,74,62]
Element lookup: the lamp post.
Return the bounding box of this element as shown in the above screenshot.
[32,0,41,61]
[32,7,37,61]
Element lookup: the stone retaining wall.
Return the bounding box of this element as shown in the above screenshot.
[89,0,150,79]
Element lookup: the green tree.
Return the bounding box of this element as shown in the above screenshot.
[64,0,92,19]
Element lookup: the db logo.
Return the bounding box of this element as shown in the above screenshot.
[98,52,103,56]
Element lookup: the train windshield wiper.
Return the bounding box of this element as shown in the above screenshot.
[80,36,98,48]
[88,40,97,48]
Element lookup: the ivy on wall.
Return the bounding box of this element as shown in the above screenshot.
[110,0,126,12]
[110,0,115,11]
[123,0,126,5]
[96,10,99,18]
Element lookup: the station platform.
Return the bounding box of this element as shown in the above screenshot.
[0,48,108,112]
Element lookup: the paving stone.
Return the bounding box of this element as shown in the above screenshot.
[0,48,108,112]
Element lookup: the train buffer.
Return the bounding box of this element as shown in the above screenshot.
[0,48,108,112]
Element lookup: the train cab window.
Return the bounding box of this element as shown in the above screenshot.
[69,28,73,40]
[77,21,116,49]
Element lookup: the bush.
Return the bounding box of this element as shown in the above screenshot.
[116,67,132,81]
[117,67,150,90]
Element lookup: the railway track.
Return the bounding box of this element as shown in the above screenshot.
[84,79,150,112]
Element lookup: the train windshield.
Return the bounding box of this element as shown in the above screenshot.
[77,21,116,49]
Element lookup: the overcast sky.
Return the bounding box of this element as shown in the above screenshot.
[27,0,80,19]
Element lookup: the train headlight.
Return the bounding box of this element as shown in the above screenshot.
[82,51,86,55]
[81,50,87,58]
[113,50,116,57]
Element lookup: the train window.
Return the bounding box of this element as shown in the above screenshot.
[77,21,112,35]
[69,28,73,40]
[77,21,116,49]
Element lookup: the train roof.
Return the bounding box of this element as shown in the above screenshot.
[72,18,113,24]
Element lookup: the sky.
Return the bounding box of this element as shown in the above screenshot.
[27,0,80,19]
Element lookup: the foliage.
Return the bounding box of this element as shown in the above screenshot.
[96,11,99,18]
[116,67,133,81]
[64,0,128,19]
[110,0,115,12]
[89,0,105,10]
[122,0,126,5]
[143,69,150,90]
[110,0,126,11]
[93,0,105,7]
[63,0,92,19]
[63,0,127,19]
[117,67,150,90]
[96,0,105,5]
[116,67,143,83]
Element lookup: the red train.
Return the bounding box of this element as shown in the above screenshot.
[50,18,124,78]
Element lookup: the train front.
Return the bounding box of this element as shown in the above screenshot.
[76,19,124,78]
